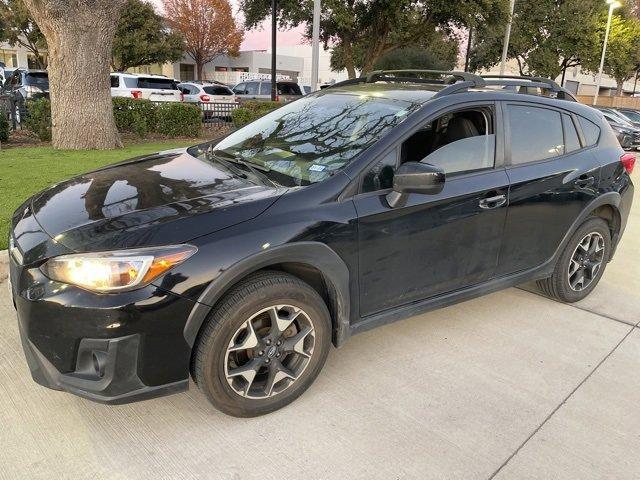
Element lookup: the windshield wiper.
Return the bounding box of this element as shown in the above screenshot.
[212,149,280,188]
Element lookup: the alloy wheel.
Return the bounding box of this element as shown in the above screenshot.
[568,232,605,292]
[224,305,315,399]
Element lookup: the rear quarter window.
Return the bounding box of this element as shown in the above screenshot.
[577,116,601,146]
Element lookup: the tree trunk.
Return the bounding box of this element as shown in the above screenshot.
[21,0,125,150]
[616,79,624,96]
[197,62,204,81]
[342,40,357,79]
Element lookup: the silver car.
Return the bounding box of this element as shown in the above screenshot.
[231,80,303,103]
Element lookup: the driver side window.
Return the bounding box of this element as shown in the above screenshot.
[401,107,495,175]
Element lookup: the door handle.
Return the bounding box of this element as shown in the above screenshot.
[575,175,595,188]
[479,194,507,209]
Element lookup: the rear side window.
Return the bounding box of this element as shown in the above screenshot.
[25,72,48,86]
[203,86,232,95]
[577,116,600,146]
[260,82,272,95]
[278,83,302,95]
[137,77,178,90]
[245,82,259,95]
[562,114,581,152]
[123,76,138,88]
[110,76,120,88]
[508,105,564,164]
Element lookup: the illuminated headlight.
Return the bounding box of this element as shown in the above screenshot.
[40,245,197,293]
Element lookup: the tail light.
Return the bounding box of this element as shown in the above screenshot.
[131,90,142,99]
[199,94,211,103]
[180,92,184,102]
[621,152,636,174]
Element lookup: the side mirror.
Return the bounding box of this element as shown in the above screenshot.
[386,161,445,208]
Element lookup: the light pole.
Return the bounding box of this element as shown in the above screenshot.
[593,0,621,106]
[271,0,277,102]
[310,0,321,91]
[499,0,516,76]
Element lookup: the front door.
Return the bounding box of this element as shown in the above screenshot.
[354,103,510,317]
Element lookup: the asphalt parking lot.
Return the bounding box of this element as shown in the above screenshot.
[0,170,638,480]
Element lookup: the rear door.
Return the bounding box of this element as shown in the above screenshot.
[496,102,602,276]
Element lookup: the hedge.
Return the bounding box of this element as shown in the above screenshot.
[21,98,203,141]
[155,102,202,138]
[23,98,52,141]
[232,100,281,128]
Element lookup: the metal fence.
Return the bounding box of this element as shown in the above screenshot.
[150,100,238,128]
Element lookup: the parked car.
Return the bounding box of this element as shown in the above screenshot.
[1,69,49,124]
[598,109,640,149]
[613,107,640,125]
[0,65,16,85]
[596,107,640,127]
[232,79,303,102]
[8,71,634,417]
[178,81,238,121]
[110,73,182,102]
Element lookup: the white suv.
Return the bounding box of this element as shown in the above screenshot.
[110,73,183,102]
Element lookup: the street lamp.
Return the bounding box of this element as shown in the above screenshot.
[593,0,621,105]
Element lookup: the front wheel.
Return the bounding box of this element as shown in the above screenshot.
[193,271,332,417]
[537,217,611,303]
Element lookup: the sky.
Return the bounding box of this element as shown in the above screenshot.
[151,0,306,50]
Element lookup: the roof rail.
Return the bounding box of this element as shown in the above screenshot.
[325,71,577,101]
[480,75,577,101]
[326,70,486,90]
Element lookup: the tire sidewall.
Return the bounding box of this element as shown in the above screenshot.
[198,277,331,417]
[555,217,611,302]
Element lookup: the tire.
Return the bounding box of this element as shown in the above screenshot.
[193,270,332,417]
[537,217,611,303]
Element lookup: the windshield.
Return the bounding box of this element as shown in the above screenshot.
[203,85,232,95]
[204,91,420,186]
[620,110,640,122]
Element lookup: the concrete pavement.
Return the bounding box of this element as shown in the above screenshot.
[0,172,638,480]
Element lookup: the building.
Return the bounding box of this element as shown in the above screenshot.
[0,41,45,70]
[131,50,305,86]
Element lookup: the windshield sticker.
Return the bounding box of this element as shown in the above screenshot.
[309,164,326,172]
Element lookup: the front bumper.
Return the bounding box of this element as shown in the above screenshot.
[9,252,195,405]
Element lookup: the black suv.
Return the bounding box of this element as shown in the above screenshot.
[8,71,634,417]
[1,68,49,124]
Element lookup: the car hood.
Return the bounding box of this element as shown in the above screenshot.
[28,148,285,253]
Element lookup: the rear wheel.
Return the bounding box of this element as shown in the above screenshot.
[537,217,611,303]
[193,271,332,417]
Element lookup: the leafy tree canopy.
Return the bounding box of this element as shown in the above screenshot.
[470,0,605,80]
[240,0,509,78]
[112,0,185,72]
[595,13,640,94]
[0,0,46,68]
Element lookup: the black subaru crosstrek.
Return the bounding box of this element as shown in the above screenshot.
[8,71,634,417]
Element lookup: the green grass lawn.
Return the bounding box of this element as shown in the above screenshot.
[0,140,199,250]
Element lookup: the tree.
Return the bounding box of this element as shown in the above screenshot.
[112,0,185,72]
[599,14,640,95]
[163,0,243,80]
[0,0,47,68]
[470,0,603,81]
[372,37,459,72]
[241,0,508,79]
[21,0,126,149]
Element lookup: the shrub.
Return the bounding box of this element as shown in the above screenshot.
[23,98,52,141]
[0,110,9,143]
[155,102,202,137]
[232,100,280,128]
[112,97,157,137]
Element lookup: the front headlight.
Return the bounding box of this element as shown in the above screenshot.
[40,245,197,293]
